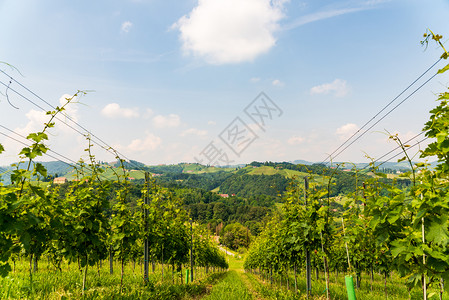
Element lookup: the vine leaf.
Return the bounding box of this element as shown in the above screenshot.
[426,218,449,247]
[438,63,449,74]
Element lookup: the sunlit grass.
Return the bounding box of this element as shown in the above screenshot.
[203,271,252,300]
[0,258,225,299]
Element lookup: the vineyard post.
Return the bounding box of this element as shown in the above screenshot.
[190,217,193,282]
[304,176,312,297]
[144,171,149,284]
[342,217,351,271]
[109,216,113,275]
[362,182,366,209]
[421,182,427,300]
[109,245,113,275]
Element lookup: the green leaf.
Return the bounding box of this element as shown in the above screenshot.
[438,63,449,74]
[437,132,447,143]
[0,262,12,277]
[34,162,47,178]
[391,244,407,257]
[397,156,407,163]
[29,184,46,199]
[426,219,449,246]
[26,132,48,143]
[0,144,4,154]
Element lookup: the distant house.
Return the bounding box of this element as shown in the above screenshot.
[219,194,229,198]
[53,177,67,184]
[151,173,162,177]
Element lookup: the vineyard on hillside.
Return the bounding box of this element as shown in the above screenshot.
[244,36,449,299]
[0,93,228,299]
[0,32,449,299]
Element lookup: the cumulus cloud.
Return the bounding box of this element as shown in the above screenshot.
[310,79,349,98]
[15,94,79,137]
[336,123,359,140]
[15,110,48,138]
[153,114,181,128]
[287,136,304,145]
[272,79,285,87]
[181,128,208,137]
[121,21,133,33]
[101,103,139,119]
[173,0,288,64]
[127,133,161,151]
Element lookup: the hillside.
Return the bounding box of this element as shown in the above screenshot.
[0,160,413,200]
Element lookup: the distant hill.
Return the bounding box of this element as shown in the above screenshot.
[291,159,426,171]
[322,160,437,171]
[291,159,315,165]
[0,161,75,185]
[110,159,146,170]
[0,160,415,203]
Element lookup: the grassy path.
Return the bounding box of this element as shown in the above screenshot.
[202,254,264,300]
[202,270,253,300]
[202,255,303,300]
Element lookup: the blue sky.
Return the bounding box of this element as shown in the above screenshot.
[0,0,448,166]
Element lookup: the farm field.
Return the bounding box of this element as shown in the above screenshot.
[4,253,448,299]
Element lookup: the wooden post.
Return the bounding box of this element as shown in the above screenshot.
[421,181,427,300]
[109,245,113,275]
[143,172,150,284]
[304,177,312,298]
[190,217,194,282]
[294,261,298,293]
[320,232,330,300]
[342,217,351,271]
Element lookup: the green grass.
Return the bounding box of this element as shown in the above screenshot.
[0,258,222,299]
[202,271,252,300]
[181,163,237,174]
[4,255,446,299]
[226,254,244,271]
[246,166,331,186]
[243,269,449,300]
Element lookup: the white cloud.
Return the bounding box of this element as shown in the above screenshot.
[250,77,261,83]
[310,79,349,98]
[101,103,139,119]
[181,128,208,137]
[15,109,48,138]
[15,94,79,137]
[121,21,133,33]
[287,136,304,145]
[59,94,79,123]
[173,0,288,64]
[127,133,161,151]
[272,79,285,87]
[1,94,84,163]
[336,123,359,140]
[153,114,181,128]
[208,120,217,126]
[143,108,154,119]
